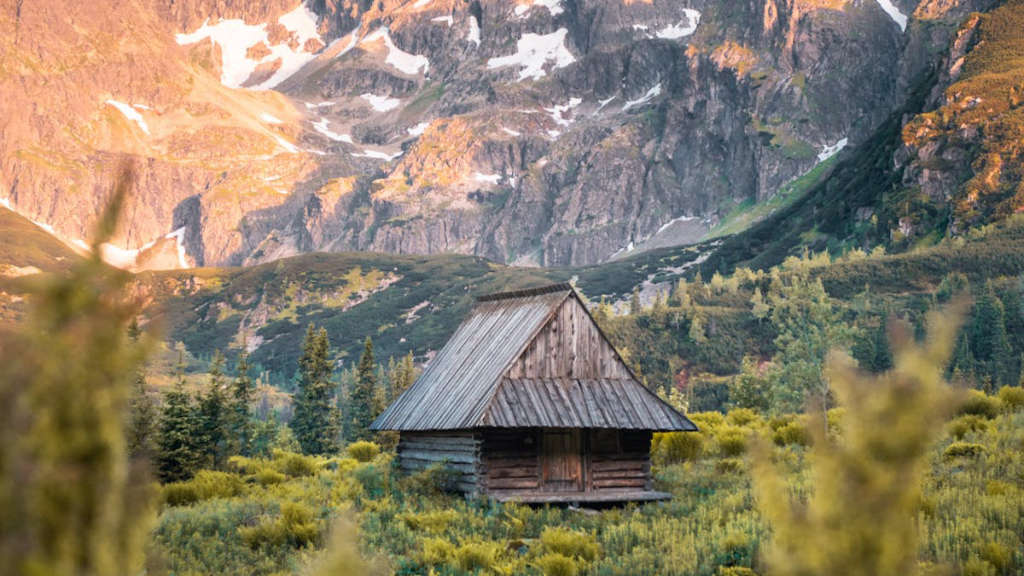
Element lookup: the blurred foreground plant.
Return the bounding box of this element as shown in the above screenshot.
[754,303,966,576]
[0,163,156,576]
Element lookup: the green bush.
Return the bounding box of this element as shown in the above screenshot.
[654,432,703,464]
[978,541,1014,574]
[401,510,459,533]
[537,552,580,576]
[943,441,986,461]
[962,556,997,576]
[540,527,600,562]
[717,567,758,576]
[275,452,320,477]
[419,537,455,566]
[716,427,748,457]
[772,420,811,446]
[726,408,760,427]
[163,470,244,506]
[254,468,286,486]
[997,386,1024,411]
[239,502,320,550]
[690,412,726,431]
[454,541,501,572]
[346,441,381,463]
[948,415,989,439]
[958,390,1003,419]
[715,458,744,474]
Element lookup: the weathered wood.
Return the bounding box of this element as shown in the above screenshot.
[591,460,646,472]
[489,489,672,504]
[488,477,540,490]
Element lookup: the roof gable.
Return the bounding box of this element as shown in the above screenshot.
[371,283,696,432]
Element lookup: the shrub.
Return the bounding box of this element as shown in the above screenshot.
[419,537,455,566]
[716,427,748,457]
[947,415,989,439]
[715,458,744,474]
[773,420,811,446]
[346,441,381,463]
[454,541,501,572]
[978,541,1014,574]
[398,463,461,496]
[943,442,986,461]
[962,556,997,576]
[275,452,320,477]
[655,432,703,464]
[997,386,1024,411]
[726,408,760,427]
[958,390,1002,419]
[254,468,286,486]
[717,567,758,576]
[162,470,244,506]
[690,411,726,431]
[540,527,600,562]
[401,510,459,533]
[537,553,580,576]
[240,501,320,550]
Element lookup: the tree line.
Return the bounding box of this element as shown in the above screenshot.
[133,324,416,483]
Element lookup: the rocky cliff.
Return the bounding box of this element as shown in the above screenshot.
[0,0,995,268]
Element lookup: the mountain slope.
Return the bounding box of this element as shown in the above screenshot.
[2,0,989,270]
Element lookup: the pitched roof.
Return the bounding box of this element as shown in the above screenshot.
[370,283,696,432]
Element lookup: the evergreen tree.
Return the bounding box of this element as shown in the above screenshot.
[227,349,256,456]
[126,320,157,462]
[291,325,340,454]
[971,283,1013,389]
[949,331,976,386]
[156,359,200,482]
[348,337,378,442]
[629,287,642,316]
[750,287,770,322]
[196,351,230,468]
[728,356,771,412]
[688,314,707,344]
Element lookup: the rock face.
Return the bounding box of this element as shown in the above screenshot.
[0,0,994,268]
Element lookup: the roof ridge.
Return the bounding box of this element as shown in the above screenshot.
[476,282,574,302]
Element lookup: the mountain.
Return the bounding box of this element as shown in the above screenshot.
[1,0,1001,271]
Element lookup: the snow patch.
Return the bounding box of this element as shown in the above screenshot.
[413,0,432,7]
[304,101,334,109]
[407,122,430,136]
[656,215,697,235]
[622,83,662,111]
[361,28,430,75]
[473,172,501,184]
[467,16,481,46]
[502,127,521,137]
[351,149,403,161]
[874,0,908,31]
[514,0,563,17]
[544,97,582,126]
[817,137,849,162]
[175,3,324,89]
[273,134,300,154]
[361,93,402,112]
[487,28,575,81]
[311,119,352,142]
[596,95,616,112]
[165,227,189,269]
[105,100,150,134]
[431,15,453,26]
[656,9,701,39]
[259,112,283,124]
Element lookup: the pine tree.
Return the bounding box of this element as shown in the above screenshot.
[126,320,157,462]
[949,331,976,386]
[629,287,642,316]
[157,357,200,482]
[972,283,1013,388]
[228,349,256,456]
[348,337,378,442]
[291,325,340,454]
[196,351,230,468]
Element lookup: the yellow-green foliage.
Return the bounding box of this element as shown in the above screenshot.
[997,385,1024,410]
[959,390,1003,419]
[653,431,704,464]
[239,501,320,550]
[163,470,244,506]
[772,420,810,447]
[716,427,749,457]
[419,536,456,566]
[401,509,459,533]
[537,552,581,576]
[539,527,600,562]
[948,414,990,439]
[454,540,502,572]
[346,441,381,463]
[753,310,962,576]
[276,451,321,477]
[943,441,986,461]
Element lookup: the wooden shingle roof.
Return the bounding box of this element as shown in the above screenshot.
[370,283,696,432]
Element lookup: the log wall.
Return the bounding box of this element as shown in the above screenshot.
[587,430,653,491]
[480,428,540,491]
[396,431,483,494]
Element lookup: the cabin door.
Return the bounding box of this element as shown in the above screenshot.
[541,429,582,491]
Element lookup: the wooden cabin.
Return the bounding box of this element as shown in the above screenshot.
[370,283,697,504]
